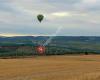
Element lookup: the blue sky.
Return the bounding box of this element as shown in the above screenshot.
[0,0,100,36]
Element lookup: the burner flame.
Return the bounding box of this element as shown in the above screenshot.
[36,46,45,54]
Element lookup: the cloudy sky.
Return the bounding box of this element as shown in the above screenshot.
[0,0,100,36]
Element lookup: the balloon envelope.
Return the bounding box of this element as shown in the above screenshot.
[37,14,44,22]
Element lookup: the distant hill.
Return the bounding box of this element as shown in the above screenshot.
[0,36,100,44]
[0,36,48,42]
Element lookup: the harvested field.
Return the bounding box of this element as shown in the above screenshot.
[0,55,100,80]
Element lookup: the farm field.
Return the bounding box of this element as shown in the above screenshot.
[0,55,100,80]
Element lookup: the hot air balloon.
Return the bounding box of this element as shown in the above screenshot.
[37,14,44,23]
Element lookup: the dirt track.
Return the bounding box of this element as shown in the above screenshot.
[0,55,100,80]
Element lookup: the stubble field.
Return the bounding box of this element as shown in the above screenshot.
[0,55,100,80]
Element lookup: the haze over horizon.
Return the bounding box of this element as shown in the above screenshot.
[0,0,100,36]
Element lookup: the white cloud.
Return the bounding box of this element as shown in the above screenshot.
[82,0,97,4]
[51,12,71,17]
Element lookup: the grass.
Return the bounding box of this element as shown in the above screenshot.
[0,55,100,80]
